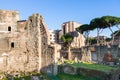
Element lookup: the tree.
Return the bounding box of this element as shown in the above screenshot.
[76,24,93,46]
[76,15,120,45]
[105,37,112,42]
[87,37,97,45]
[90,17,107,45]
[111,30,120,37]
[89,16,120,45]
[61,34,73,60]
[102,16,120,44]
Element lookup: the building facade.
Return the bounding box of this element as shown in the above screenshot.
[62,21,85,48]
[49,30,56,44]
[49,29,62,44]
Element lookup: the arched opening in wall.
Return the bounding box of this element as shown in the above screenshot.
[11,42,14,48]
[8,26,11,31]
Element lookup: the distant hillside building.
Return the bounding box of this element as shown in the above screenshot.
[61,21,85,48]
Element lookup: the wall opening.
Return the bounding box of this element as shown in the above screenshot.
[43,43,45,45]
[119,74,120,80]
[11,42,14,48]
[8,26,11,31]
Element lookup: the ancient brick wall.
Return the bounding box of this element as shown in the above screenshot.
[17,20,27,32]
[0,12,55,75]
[0,10,20,32]
[60,45,120,63]
[25,14,53,73]
[92,45,120,63]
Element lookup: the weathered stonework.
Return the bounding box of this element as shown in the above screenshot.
[60,45,120,64]
[0,10,55,75]
[0,10,20,32]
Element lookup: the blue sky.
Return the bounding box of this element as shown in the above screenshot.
[1,0,120,37]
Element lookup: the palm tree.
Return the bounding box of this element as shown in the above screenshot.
[61,34,73,60]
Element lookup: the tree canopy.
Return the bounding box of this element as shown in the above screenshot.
[61,34,73,43]
[61,34,74,60]
[77,16,120,34]
[76,15,120,45]
[76,24,91,34]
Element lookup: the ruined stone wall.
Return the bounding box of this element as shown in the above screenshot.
[25,14,54,73]
[0,10,20,54]
[0,33,9,52]
[0,10,20,32]
[41,46,54,73]
[25,14,48,73]
[17,20,27,32]
[38,14,54,73]
[0,39,9,52]
[0,13,54,75]
[91,45,120,63]
[60,45,120,63]
[72,32,85,48]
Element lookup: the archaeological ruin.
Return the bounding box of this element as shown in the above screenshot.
[0,10,56,75]
[1,9,120,80]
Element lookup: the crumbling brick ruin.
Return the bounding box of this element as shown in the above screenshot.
[0,10,54,75]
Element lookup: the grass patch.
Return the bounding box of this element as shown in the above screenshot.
[57,73,100,80]
[68,63,118,72]
[14,76,30,80]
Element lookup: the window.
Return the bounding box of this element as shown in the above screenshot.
[43,43,45,45]
[11,42,14,48]
[8,26,11,31]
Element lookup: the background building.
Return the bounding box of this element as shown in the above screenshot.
[49,30,56,44]
[61,21,85,48]
[49,29,62,44]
